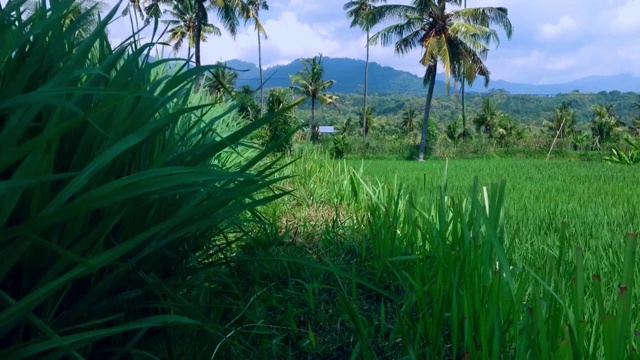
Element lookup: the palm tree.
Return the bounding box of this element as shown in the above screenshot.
[162,0,220,60]
[243,0,268,117]
[445,116,462,143]
[289,54,337,141]
[544,101,576,139]
[369,0,513,160]
[544,101,576,159]
[37,0,103,41]
[590,103,622,144]
[357,106,375,135]
[459,0,467,139]
[343,0,386,137]
[401,106,418,132]
[632,96,640,136]
[204,62,239,98]
[473,97,500,136]
[121,0,145,44]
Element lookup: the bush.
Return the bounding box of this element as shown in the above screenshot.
[331,134,349,159]
[265,88,298,153]
[0,1,290,357]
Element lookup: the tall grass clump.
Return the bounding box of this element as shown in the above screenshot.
[0,0,295,358]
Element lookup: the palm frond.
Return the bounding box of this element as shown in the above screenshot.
[367,4,416,27]
[454,6,513,39]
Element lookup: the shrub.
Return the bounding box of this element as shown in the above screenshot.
[0,1,292,357]
[265,88,298,153]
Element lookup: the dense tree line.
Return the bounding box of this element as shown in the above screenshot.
[293,91,640,129]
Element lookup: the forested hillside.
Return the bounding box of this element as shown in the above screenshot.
[294,90,640,127]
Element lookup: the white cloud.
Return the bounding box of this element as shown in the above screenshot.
[7,0,640,84]
[607,0,640,33]
[539,15,578,40]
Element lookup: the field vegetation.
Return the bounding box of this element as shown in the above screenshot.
[1,0,638,359]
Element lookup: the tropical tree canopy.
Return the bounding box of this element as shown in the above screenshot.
[590,103,623,143]
[544,101,576,139]
[162,0,221,54]
[473,97,500,135]
[367,0,513,160]
[369,0,513,89]
[204,62,239,97]
[401,106,418,132]
[343,0,386,31]
[244,0,268,34]
[290,54,337,140]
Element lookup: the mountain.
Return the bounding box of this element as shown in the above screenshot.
[465,74,640,95]
[224,57,640,95]
[227,57,448,96]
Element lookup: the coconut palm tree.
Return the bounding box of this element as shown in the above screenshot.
[473,97,500,136]
[590,103,622,144]
[162,0,220,60]
[343,0,386,137]
[544,101,576,139]
[369,0,513,160]
[632,96,640,136]
[204,61,239,98]
[401,106,418,132]
[121,0,145,43]
[243,0,268,117]
[34,0,103,41]
[193,0,246,89]
[357,106,376,135]
[459,0,468,139]
[289,54,337,141]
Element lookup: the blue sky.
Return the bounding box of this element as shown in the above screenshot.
[9,0,640,84]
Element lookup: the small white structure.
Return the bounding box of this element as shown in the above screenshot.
[318,126,337,134]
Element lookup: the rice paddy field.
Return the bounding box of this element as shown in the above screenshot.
[346,158,639,277]
[269,153,640,358]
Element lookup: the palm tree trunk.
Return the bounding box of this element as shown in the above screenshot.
[419,63,437,161]
[258,31,264,117]
[310,97,316,141]
[461,0,467,140]
[461,81,466,138]
[363,29,369,138]
[133,8,140,46]
[193,0,205,90]
[128,10,136,46]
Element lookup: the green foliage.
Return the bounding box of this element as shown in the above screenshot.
[204,61,239,99]
[162,0,221,56]
[265,88,298,153]
[258,155,640,358]
[290,54,337,141]
[236,85,261,121]
[331,134,349,159]
[0,1,291,357]
[544,101,577,138]
[591,103,625,145]
[604,137,640,165]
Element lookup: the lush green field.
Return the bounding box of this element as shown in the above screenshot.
[347,158,639,276]
[4,1,639,358]
[263,153,640,358]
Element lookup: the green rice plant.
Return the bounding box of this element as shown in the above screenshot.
[276,156,639,359]
[0,1,300,358]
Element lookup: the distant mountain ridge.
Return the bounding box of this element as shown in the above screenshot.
[226,58,447,96]
[224,57,640,95]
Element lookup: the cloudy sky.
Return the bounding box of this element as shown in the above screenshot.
[58,0,640,84]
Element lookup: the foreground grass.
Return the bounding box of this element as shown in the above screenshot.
[230,153,639,359]
[346,158,639,277]
[3,1,638,357]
